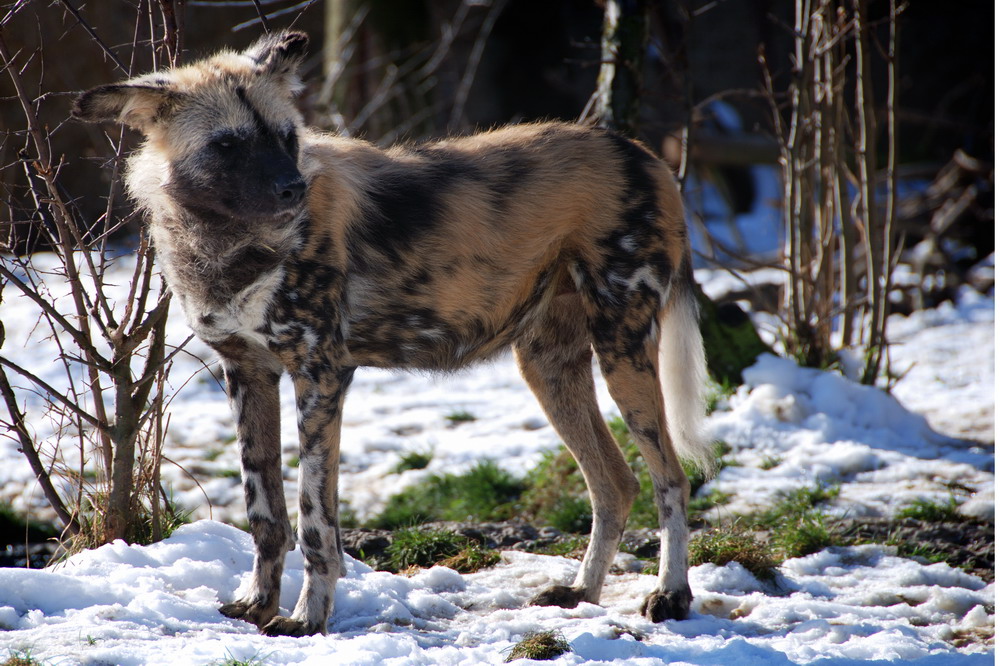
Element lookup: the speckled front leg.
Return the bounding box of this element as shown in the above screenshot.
[260,361,355,637]
[214,339,295,630]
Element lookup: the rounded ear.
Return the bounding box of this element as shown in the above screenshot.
[244,30,309,75]
[73,82,181,132]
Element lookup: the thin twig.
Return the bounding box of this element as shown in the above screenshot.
[56,0,129,75]
[249,0,271,33]
[449,0,508,130]
[0,356,105,430]
[0,369,81,535]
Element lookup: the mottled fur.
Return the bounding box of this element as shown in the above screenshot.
[74,31,711,637]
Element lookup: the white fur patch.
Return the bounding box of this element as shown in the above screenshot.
[183,267,285,347]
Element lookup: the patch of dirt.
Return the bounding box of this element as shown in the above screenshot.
[831,517,995,583]
[344,517,995,585]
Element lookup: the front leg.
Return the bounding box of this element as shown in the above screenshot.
[213,339,295,629]
[260,363,355,637]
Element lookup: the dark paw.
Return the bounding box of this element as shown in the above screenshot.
[640,587,693,622]
[527,585,586,609]
[219,600,275,628]
[260,616,324,637]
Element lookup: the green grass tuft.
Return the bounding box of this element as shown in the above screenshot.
[445,409,477,425]
[689,488,733,514]
[1,649,43,666]
[890,539,951,565]
[895,496,963,522]
[545,495,593,534]
[211,648,271,666]
[521,448,590,531]
[370,460,525,529]
[704,377,736,414]
[689,526,779,581]
[771,511,834,558]
[520,419,733,533]
[504,630,571,662]
[437,543,501,573]
[531,534,589,559]
[393,449,434,474]
[203,448,224,462]
[385,528,468,571]
[756,482,840,528]
[759,455,782,470]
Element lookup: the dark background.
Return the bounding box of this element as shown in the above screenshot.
[1,0,993,243]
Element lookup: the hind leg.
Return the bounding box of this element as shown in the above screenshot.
[592,327,694,622]
[515,295,640,608]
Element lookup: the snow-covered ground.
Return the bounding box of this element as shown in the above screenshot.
[0,253,993,664]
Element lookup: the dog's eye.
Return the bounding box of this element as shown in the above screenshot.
[211,133,239,151]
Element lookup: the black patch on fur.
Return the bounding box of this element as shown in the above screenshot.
[254,520,289,561]
[487,150,535,210]
[235,86,269,135]
[302,527,323,551]
[301,493,315,517]
[358,152,485,262]
[580,132,671,370]
[244,477,258,512]
[165,87,302,223]
[225,246,285,292]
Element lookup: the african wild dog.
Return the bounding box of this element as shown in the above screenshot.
[74,31,712,637]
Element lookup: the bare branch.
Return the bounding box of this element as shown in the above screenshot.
[0,263,107,366]
[0,368,81,535]
[56,0,129,75]
[0,356,105,431]
[249,0,272,32]
[449,0,508,131]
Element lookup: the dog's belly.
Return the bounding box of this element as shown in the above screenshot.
[344,312,519,370]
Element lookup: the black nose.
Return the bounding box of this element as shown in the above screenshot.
[274,178,306,206]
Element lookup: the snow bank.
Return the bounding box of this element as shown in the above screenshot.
[0,521,993,664]
[706,353,993,518]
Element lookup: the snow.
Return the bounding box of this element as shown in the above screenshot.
[0,521,993,664]
[0,252,994,664]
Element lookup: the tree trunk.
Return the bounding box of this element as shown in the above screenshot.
[594,0,771,386]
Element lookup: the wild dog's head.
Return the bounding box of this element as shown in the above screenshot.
[74,31,309,225]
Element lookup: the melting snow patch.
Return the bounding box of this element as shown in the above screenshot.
[4,522,991,664]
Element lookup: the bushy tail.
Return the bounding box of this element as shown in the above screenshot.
[658,279,714,477]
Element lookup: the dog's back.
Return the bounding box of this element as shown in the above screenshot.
[294,122,689,371]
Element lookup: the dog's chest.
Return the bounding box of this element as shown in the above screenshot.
[160,248,287,347]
